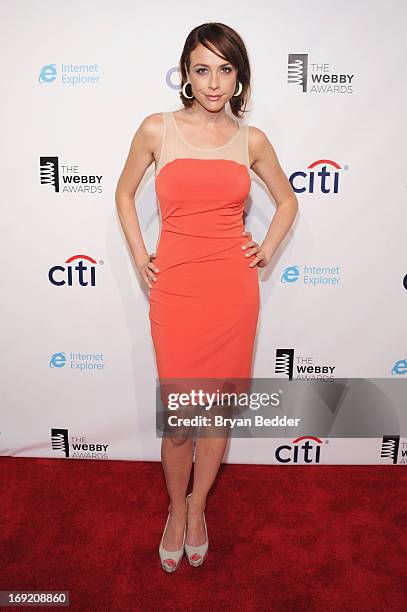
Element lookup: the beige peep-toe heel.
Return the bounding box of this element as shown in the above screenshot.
[184,493,208,567]
[159,499,187,573]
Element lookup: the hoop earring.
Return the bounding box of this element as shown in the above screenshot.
[182,81,194,99]
[233,80,242,97]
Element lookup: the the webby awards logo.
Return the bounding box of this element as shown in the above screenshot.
[287,53,355,94]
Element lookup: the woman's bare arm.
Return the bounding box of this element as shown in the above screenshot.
[249,126,299,267]
[115,113,162,288]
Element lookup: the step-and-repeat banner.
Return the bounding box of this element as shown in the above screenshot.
[2,1,406,464]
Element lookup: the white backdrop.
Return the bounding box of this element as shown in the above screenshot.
[1,0,406,464]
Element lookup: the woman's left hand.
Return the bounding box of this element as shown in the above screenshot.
[241,230,270,269]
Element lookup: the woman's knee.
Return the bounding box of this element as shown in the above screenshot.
[166,433,191,447]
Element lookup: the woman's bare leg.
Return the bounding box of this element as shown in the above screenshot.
[160,436,193,550]
[186,434,229,545]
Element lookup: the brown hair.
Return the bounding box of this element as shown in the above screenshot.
[179,23,251,118]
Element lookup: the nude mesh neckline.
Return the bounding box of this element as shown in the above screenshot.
[171,111,242,152]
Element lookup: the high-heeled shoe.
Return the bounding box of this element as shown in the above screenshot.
[184,493,208,567]
[159,501,187,573]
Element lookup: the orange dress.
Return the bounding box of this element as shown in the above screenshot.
[149,111,259,402]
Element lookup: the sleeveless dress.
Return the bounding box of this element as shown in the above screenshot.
[149,111,260,403]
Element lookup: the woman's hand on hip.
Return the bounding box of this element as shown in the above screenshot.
[241,230,270,269]
[138,252,159,289]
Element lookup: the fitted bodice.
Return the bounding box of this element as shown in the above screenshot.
[152,111,251,272]
[155,111,250,177]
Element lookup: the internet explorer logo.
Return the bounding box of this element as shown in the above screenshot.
[50,352,66,368]
[39,64,57,83]
[281,266,300,283]
[391,359,407,375]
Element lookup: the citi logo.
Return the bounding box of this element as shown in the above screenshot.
[40,156,60,192]
[48,254,101,286]
[289,159,345,194]
[275,435,323,463]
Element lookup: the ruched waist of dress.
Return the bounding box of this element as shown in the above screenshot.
[154,230,249,273]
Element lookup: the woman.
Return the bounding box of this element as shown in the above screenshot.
[115,22,298,572]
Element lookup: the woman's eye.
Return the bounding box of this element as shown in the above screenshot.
[195,67,233,74]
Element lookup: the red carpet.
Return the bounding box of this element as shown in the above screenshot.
[1,457,406,611]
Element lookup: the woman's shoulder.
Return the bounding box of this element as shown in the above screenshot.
[126,113,165,163]
[247,125,271,164]
[247,124,269,146]
[140,112,165,132]
[137,112,166,148]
